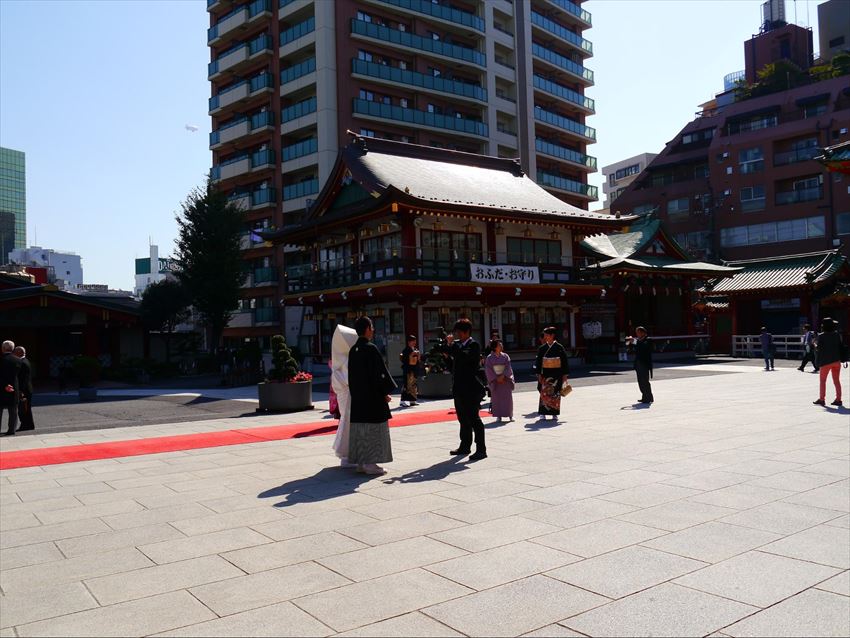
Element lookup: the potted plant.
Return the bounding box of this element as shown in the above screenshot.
[257,335,313,412]
[418,329,454,398]
[73,355,102,402]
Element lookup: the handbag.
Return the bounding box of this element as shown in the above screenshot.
[560,384,572,397]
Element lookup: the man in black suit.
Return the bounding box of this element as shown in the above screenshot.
[444,318,487,461]
[1,340,22,436]
[14,346,34,431]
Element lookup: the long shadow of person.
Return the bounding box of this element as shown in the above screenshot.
[382,456,470,485]
[257,466,375,509]
[620,403,651,410]
[525,418,561,430]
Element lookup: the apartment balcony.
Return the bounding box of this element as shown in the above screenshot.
[773,146,820,167]
[283,247,589,293]
[351,19,486,69]
[282,137,318,162]
[251,148,275,171]
[283,178,319,201]
[530,11,592,57]
[228,187,277,210]
[253,266,279,287]
[353,98,489,139]
[531,43,593,85]
[210,110,275,148]
[537,171,598,200]
[227,311,254,328]
[532,74,594,114]
[281,57,315,87]
[534,106,595,141]
[351,59,487,104]
[208,0,273,44]
[209,33,273,79]
[279,16,315,54]
[539,0,592,28]
[254,307,278,324]
[775,186,823,205]
[282,96,317,123]
[209,72,274,114]
[535,139,596,171]
[212,148,275,181]
[363,0,485,33]
[239,230,268,250]
[207,0,223,11]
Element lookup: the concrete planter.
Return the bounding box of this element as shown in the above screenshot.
[257,380,313,412]
[417,373,453,398]
[78,387,98,402]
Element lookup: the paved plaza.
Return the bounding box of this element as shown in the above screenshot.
[0,362,848,637]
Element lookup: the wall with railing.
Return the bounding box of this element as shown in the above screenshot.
[732,334,805,358]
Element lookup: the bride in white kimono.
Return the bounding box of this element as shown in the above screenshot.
[330,325,359,467]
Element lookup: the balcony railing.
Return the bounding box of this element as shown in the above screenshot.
[535,139,597,169]
[210,110,274,146]
[282,96,317,122]
[534,106,596,140]
[531,43,593,83]
[283,137,318,161]
[373,0,485,32]
[254,307,278,322]
[251,187,277,207]
[740,198,766,213]
[775,186,822,205]
[530,11,592,54]
[546,0,592,26]
[537,171,598,199]
[281,16,315,46]
[208,33,273,76]
[251,148,275,168]
[533,75,594,112]
[283,178,319,200]
[773,146,820,166]
[253,267,279,284]
[351,18,485,67]
[209,72,274,111]
[281,57,316,84]
[351,58,487,102]
[353,98,488,137]
[284,247,589,293]
[207,0,272,42]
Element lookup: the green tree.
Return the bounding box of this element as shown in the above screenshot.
[140,279,191,363]
[174,178,246,349]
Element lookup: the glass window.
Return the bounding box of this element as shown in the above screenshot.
[667,197,689,214]
[837,212,850,236]
[807,216,825,238]
[358,50,373,62]
[721,226,747,247]
[748,223,776,244]
[359,89,374,101]
[506,237,561,264]
[356,10,372,22]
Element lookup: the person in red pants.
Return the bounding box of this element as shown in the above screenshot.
[812,318,848,407]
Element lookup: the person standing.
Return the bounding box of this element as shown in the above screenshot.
[399,335,421,408]
[627,327,654,404]
[13,346,34,431]
[759,327,775,371]
[798,324,819,372]
[1,340,22,436]
[445,318,487,460]
[484,339,514,422]
[348,316,396,475]
[812,317,847,407]
[330,324,359,467]
[535,326,570,420]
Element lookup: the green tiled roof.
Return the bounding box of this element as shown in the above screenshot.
[706,250,849,294]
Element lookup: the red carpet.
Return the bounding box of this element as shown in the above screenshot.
[0,408,488,470]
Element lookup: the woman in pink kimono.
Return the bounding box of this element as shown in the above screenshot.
[484,339,514,422]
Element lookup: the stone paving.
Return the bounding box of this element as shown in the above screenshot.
[0,363,848,637]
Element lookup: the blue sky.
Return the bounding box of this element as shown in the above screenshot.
[0,0,826,290]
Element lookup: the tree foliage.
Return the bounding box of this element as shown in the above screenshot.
[268,335,299,382]
[140,279,191,362]
[735,55,850,101]
[173,179,246,349]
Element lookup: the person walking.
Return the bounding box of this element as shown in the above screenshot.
[798,324,819,372]
[812,317,847,407]
[399,335,421,408]
[348,316,396,475]
[444,318,487,460]
[759,327,775,371]
[330,324,359,468]
[535,326,570,420]
[13,346,34,431]
[484,339,514,422]
[1,340,22,436]
[627,327,654,404]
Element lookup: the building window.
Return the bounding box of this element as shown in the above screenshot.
[359,89,374,101]
[728,113,778,135]
[420,229,482,263]
[356,10,372,22]
[399,98,408,108]
[359,128,375,137]
[358,50,373,62]
[361,233,401,262]
[803,102,828,118]
[381,95,391,105]
[506,237,562,265]
[739,147,764,173]
[682,128,714,144]
[667,197,690,215]
[837,212,850,235]
[694,164,709,178]
[613,163,641,181]
[740,185,766,212]
[675,231,709,250]
[720,216,826,247]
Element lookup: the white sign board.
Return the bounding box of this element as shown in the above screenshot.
[470,263,539,284]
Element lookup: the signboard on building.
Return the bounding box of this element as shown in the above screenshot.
[469,263,539,284]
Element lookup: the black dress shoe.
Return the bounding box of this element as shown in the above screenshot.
[450,448,471,456]
[2,431,15,436]
[468,451,488,461]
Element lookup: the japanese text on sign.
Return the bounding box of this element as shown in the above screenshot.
[469,263,540,284]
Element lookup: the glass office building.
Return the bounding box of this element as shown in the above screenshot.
[0,147,26,263]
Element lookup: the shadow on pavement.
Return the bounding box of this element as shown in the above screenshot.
[525,418,562,430]
[257,466,375,508]
[383,457,469,485]
[620,403,652,410]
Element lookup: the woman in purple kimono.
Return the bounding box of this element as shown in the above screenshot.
[484,339,514,422]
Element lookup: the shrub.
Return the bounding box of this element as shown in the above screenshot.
[72,356,102,388]
[268,335,300,382]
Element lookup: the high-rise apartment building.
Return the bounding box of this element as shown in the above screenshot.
[207,0,596,344]
[0,147,26,264]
